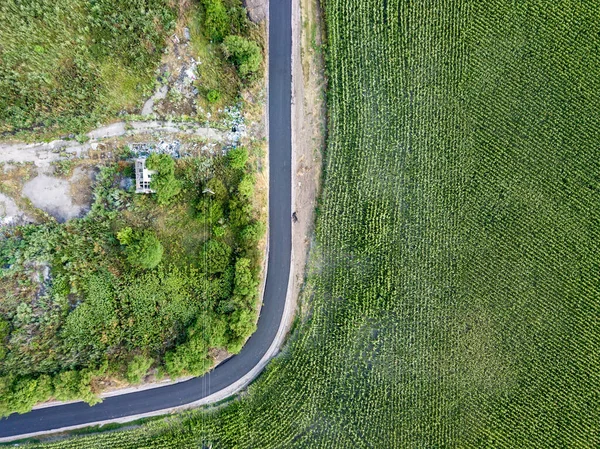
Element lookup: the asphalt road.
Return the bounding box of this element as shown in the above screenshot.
[0,0,292,439]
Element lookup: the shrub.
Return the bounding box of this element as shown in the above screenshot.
[126,355,153,384]
[228,309,257,341]
[201,0,229,42]
[120,228,164,270]
[227,146,248,169]
[204,177,229,202]
[164,336,211,378]
[207,89,222,103]
[240,221,266,248]
[222,35,263,78]
[52,371,82,402]
[233,257,258,302]
[237,173,255,198]
[197,197,225,225]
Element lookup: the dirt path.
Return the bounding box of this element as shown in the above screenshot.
[288,0,326,324]
[0,121,226,167]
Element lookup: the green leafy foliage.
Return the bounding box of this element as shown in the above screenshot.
[0,317,9,361]
[207,89,222,103]
[21,0,600,447]
[0,144,265,416]
[120,228,164,270]
[201,0,229,42]
[61,273,119,364]
[126,355,154,384]
[237,173,255,198]
[227,146,248,169]
[199,239,232,274]
[222,35,263,78]
[146,154,182,205]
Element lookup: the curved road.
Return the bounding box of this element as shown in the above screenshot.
[0,0,291,439]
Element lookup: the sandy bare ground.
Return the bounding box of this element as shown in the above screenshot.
[0,192,31,226]
[20,167,95,223]
[289,0,326,322]
[0,121,226,167]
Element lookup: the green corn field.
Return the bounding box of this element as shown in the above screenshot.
[21,0,600,447]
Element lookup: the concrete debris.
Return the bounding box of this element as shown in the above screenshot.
[129,140,182,158]
[223,105,247,145]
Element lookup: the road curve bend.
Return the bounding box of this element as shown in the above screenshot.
[0,0,292,440]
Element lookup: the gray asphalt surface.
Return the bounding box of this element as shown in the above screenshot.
[0,0,291,438]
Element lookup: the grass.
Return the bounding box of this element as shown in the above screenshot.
[12,0,600,447]
[189,11,240,113]
[0,0,175,140]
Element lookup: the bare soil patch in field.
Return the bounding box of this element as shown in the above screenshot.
[22,173,90,223]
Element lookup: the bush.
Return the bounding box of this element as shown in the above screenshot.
[119,228,164,270]
[53,369,99,405]
[233,257,258,302]
[222,35,263,78]
[126,355,153,384]
[227,146,248,169]
[229,309,257,341]
[61,273,119,364]
[228,195,254,228]
[201,0,230,42]
[53,371,82,402]
[206,177,229,200]
[238,173,255,198]
[207,89,222,103]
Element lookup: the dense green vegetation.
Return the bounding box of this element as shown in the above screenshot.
[0,147,265,417]
[10,0,600,447]
[200,0,263,80]
[0,0,175,137]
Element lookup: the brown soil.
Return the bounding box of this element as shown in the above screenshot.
[289,0,326,324]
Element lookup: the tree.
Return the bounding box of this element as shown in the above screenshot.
[222,36,262,78]
[164,336,211,378]
[199,239,232,274]
[53,371,82,401]
[53,369,99,405]
[119,227,164,270]
[126,355,153,384]
[229,309,257,339]
[146,153,181,205]
[201,0,229,42]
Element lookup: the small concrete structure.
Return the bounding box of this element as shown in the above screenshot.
[135,158,156,193]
